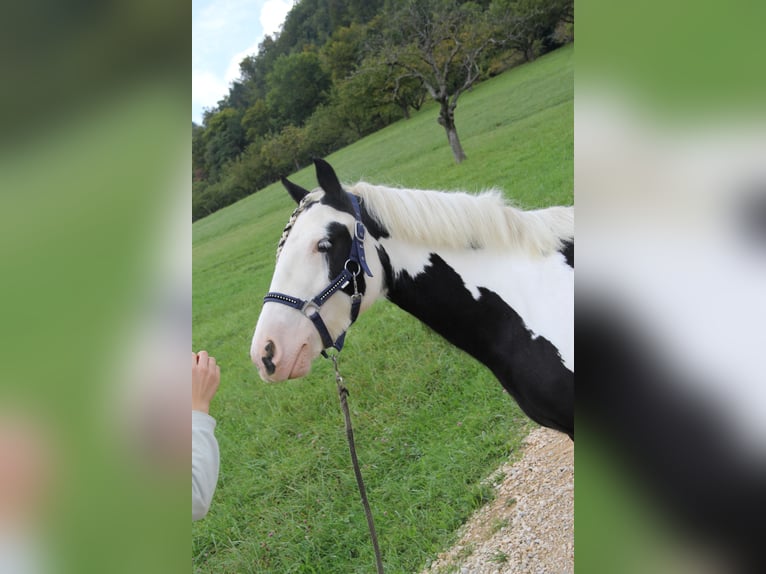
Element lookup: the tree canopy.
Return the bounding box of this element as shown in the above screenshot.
[192,0,573,220]
[378,0,497,162]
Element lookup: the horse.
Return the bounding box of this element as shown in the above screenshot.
[251,159,574,438]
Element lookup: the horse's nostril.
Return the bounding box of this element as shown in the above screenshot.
[262,355,276,375]
[262,340,276,375]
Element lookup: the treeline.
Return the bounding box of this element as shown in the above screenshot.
[192,0,573,221]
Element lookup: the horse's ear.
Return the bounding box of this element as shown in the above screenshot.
[314,159,344,199]
[281,176,309,204]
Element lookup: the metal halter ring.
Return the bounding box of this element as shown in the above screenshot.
[344,259,361,276]
[301,300,320,317]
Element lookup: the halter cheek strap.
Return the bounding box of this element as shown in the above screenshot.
[263,194,373,354]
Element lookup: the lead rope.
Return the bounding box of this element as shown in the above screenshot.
[329,354,385,574]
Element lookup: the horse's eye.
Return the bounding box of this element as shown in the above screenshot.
[317,239,332,252]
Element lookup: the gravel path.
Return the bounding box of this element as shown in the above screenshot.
[420,428,574,574]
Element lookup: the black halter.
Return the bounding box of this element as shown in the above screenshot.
[263,194,374,355]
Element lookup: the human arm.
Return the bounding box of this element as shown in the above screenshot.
[192,351,221,520]
[192,410,219,520]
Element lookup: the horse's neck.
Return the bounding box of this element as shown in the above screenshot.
[378,240,574,371]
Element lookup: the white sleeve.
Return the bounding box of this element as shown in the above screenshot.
[192,410,220,521]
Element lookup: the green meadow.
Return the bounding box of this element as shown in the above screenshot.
[193,44,572,573]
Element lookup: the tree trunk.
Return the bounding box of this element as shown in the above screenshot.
[400,103,411,120]
[446,125,466,164]
[437,101,466,163]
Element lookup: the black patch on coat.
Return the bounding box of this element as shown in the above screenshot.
[319,192,390,241]
[386,253,573,437]
[319,186,354,214]
[376,245,393,294]
[358,199,390,240]
[560,239,574,268]
[312,159,389,240]
[324,222,365,296]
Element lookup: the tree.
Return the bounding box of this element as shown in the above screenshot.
[304,102,355,157]
[555,0,573,24]
[321,22,369,82]
[490,0,571,61]
[332,71,400,136]
[201,108,247,180]
[266,51,332,128]
[241,99,273,142]
[381,0,495,163]
[239,35,280,102]
[360,54,427,119]
[192,123,206,181]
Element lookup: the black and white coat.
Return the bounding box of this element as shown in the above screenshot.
[252,160,574,438]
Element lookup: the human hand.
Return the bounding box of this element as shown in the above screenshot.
[192,351,220,414]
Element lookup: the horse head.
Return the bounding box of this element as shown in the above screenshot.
[250,159,385,382]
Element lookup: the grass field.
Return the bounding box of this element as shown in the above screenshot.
[192,44,572,573]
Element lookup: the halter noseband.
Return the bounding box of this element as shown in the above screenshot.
[263,194,373,355]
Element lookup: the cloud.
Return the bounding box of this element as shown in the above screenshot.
[224,40,262,85]
[196,0,247,32]
[261,0,293,37]
[192,70,228,117]
[223,0,292,85]
[192,0,293,122]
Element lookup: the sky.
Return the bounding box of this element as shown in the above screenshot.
[192,0,294,125]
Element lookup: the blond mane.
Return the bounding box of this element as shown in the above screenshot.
[348,182,573,256]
